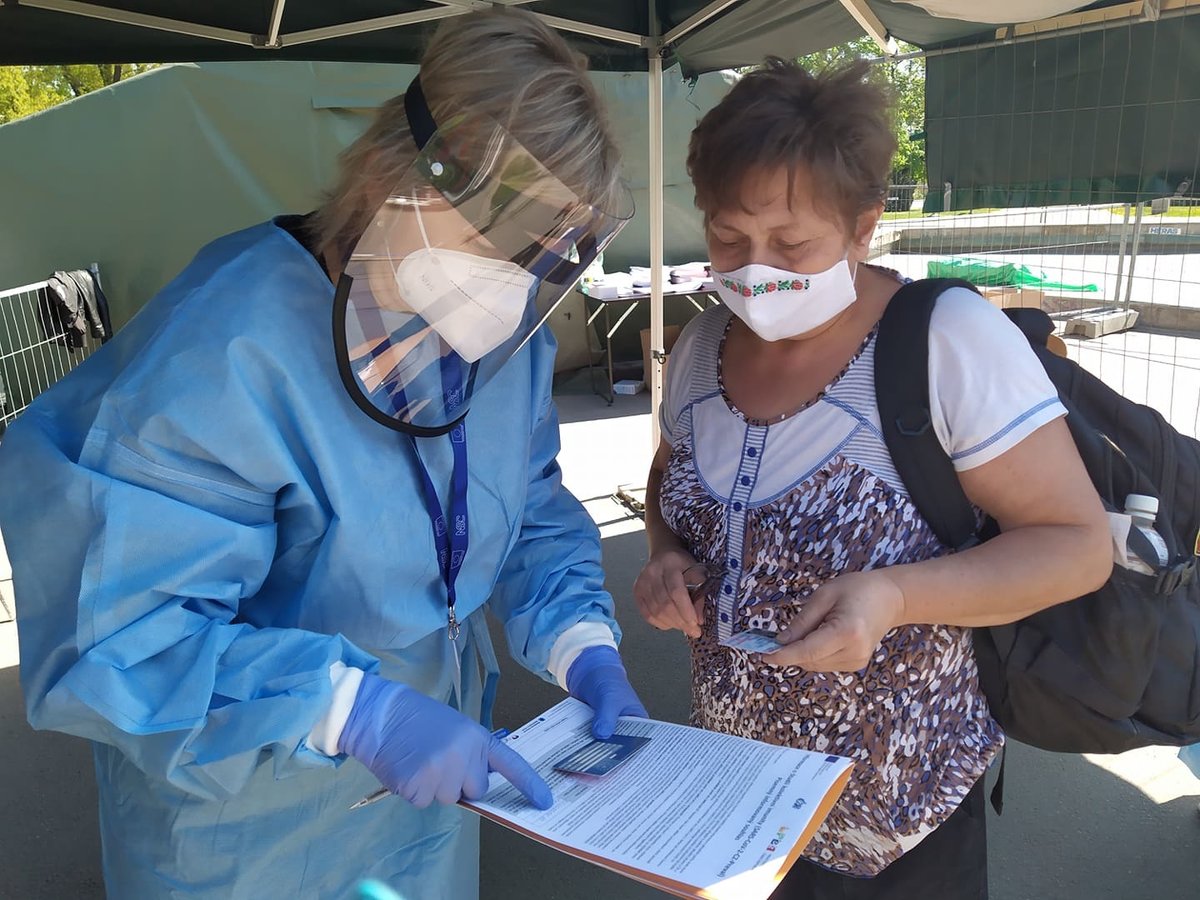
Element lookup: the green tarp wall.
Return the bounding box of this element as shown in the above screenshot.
[924,15,1200,211]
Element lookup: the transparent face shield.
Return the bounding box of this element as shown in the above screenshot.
[334,80,634,436]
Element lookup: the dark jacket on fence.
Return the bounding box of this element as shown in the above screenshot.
[37,269,112,352]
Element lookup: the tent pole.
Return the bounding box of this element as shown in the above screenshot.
[648,46,665,450]
[264,0,287,48]
[662,0,741,45]
[530,13,648,45]
[20,0,253,46]
[283,8,468,46]
[836,0,897,54]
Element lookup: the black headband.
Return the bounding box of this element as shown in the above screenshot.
[404,76,438,151]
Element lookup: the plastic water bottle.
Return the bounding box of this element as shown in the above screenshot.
[1123,494,1170,575]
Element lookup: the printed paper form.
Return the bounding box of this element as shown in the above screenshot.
[464,699,853,900]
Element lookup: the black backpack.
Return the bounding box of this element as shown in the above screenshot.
[875,278,1200,757]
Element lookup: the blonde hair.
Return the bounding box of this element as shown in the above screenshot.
[311,7,624,264]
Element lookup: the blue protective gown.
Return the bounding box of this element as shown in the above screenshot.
[0,220,619,898]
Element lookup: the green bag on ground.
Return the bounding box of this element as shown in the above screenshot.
[927,256,1098,292]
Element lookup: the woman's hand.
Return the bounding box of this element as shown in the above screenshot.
[765,570,906,672]
[634,548,708,639]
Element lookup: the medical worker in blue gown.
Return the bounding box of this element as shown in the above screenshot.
[0,9,647,898]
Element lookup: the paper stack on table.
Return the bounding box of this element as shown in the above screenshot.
[671,261,710,283]
[464,699,853,900]
[582,264,714,299]
[630,266,673,288]
[584,272,634,299]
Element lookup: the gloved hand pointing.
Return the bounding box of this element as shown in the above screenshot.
[566,646,649,739]
[339,674,552,810]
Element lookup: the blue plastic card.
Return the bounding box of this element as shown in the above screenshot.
[719,627,782,654]
[552,735,651,776]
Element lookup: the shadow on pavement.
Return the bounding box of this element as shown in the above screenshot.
[985,740,1199,900]
[0,663,103,898]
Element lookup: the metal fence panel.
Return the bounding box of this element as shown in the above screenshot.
[0,271,103,435]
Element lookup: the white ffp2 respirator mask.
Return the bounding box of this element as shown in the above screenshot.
[393,200,536,363]
[394,248,535,363]
[713,258,857,341]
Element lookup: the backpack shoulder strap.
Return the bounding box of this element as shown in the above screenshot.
[875,278,980,551]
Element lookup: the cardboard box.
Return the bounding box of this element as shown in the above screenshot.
[980,286,1044,310]
[640,325,682,389]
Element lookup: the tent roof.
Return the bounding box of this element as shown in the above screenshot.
[0,1,1138,74]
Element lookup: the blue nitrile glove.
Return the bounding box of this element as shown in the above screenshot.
[566,646,649,739]
[339,673,552,810]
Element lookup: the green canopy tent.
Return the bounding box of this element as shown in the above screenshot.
[1,2,1058,70]
[0,0,1137,441]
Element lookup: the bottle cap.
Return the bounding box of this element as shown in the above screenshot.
[1125,493,1159,518]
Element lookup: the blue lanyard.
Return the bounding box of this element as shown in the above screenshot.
[411,435,469,640]
[410,353,471,640]
[369,342,471,640]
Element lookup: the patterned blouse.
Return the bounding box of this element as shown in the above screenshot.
[657,287,1065,876]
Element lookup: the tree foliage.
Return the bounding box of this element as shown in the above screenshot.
[0,64,159,124]
[795,38,926,185]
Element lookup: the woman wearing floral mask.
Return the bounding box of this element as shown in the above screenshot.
[634,58,1111,899]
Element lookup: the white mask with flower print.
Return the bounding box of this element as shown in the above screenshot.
[712,258,857,341]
